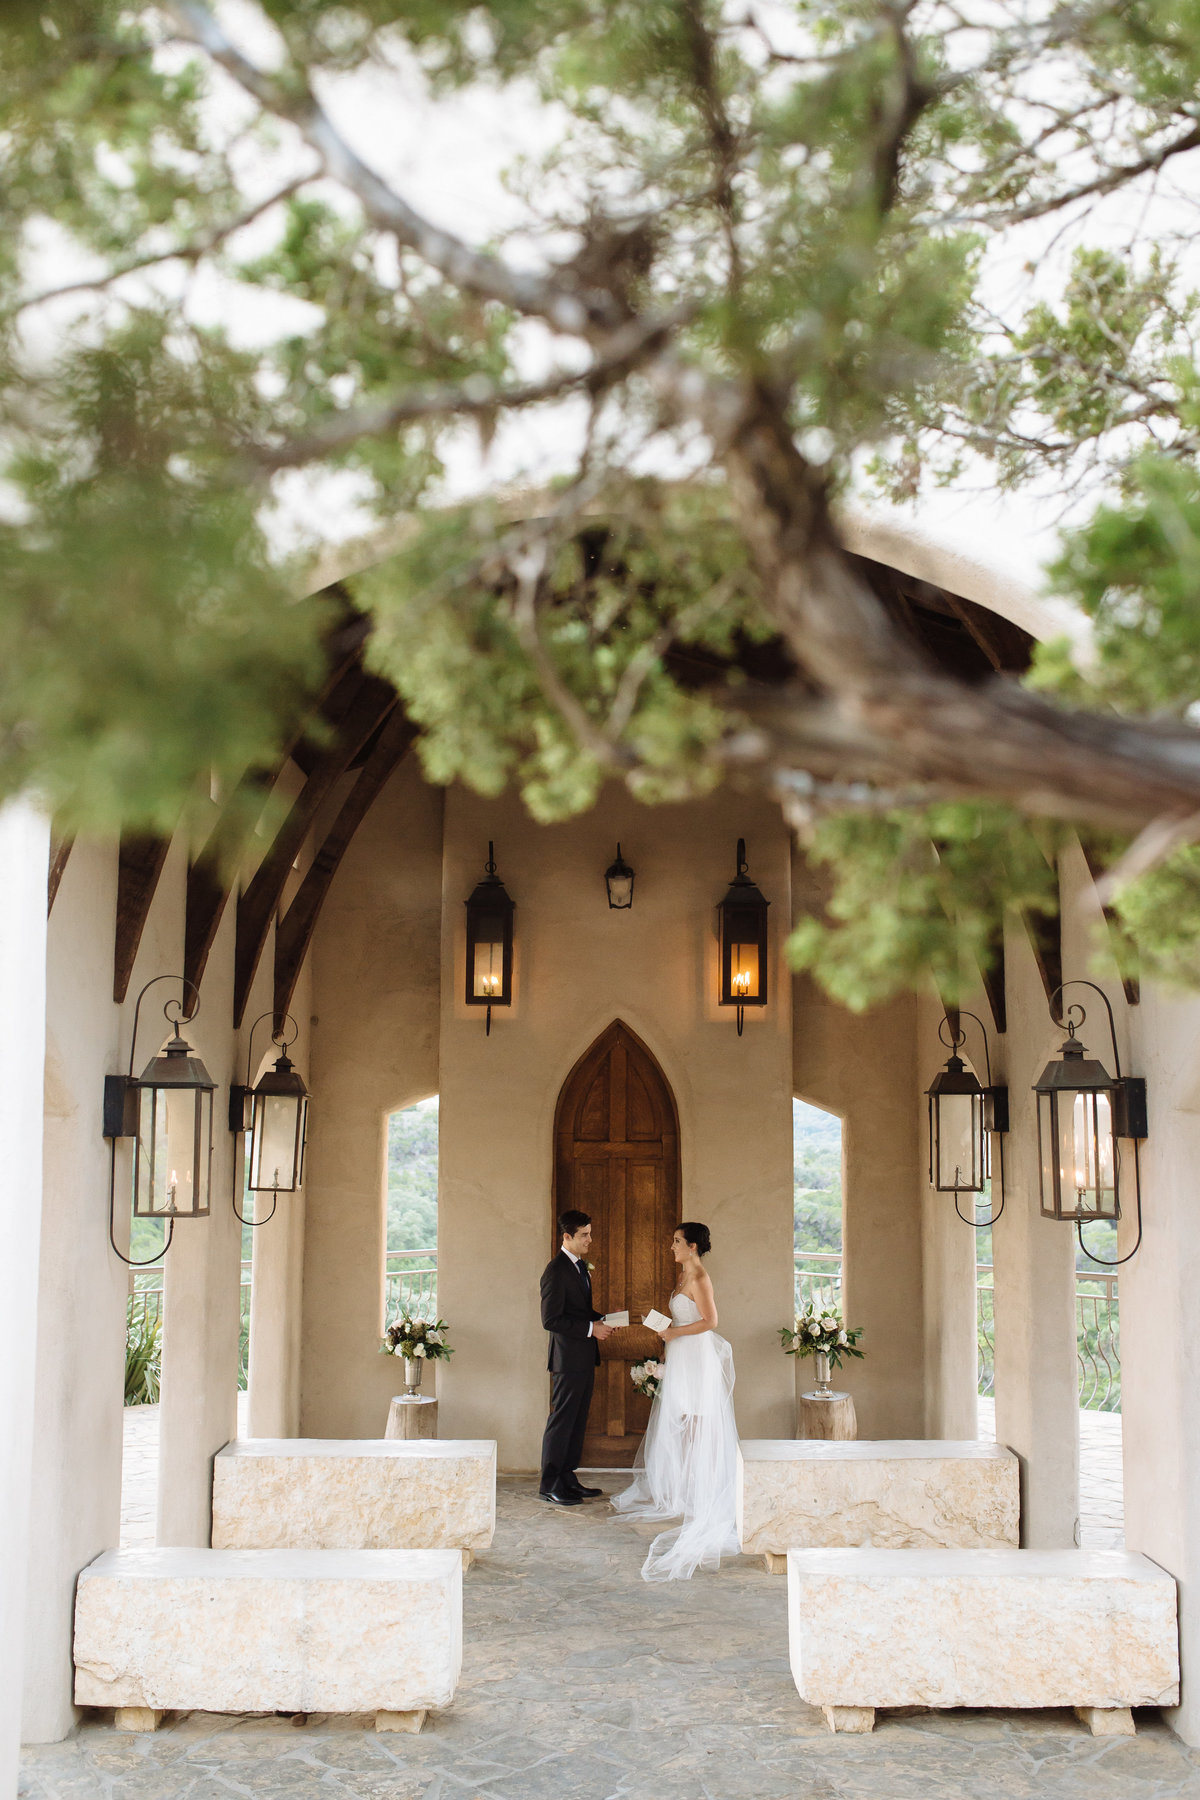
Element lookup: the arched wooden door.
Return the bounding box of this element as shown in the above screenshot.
[553,1020,680,1466]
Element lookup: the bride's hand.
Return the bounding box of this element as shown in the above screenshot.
[659,1326,676,1343]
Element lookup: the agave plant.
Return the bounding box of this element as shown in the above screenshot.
[125,1299,162,1406]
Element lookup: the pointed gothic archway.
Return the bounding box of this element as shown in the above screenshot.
[553,1020,681,1466]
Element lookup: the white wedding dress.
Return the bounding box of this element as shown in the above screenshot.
[610,1292,740,1582]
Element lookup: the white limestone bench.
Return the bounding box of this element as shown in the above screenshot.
[788,1547,1179,1735]
[738,1439,1019,1570]
[74,1547,461,1733]
[212,1439,496,1565]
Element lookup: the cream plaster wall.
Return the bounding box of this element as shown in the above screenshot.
[301,756,444,1438]
[790,849,926,1439]
[431,784,795,1470]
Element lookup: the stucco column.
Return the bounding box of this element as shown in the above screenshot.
[0,800,49,1787]
[991,915,1079,1547]
[21,843,127,1744]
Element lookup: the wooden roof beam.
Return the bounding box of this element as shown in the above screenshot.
[114,834,172,1003]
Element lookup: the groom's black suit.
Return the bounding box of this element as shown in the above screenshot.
[539,1249,601,1496]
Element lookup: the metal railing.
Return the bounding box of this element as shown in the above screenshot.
[794,1250,842,1318]
[128,1261,255,1392]
[977,1264,1120,1413]
[386,1248,438,1322]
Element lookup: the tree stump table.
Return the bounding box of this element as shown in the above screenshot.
[386,1396,439,1441]
[796,1389,857,1441]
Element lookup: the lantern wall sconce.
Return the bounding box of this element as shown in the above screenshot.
[229,1012,310,1226]
[465,841,515,1035]
[1034,979,1147,1265]
[718,839,769,1035]
[103,975,216,1267]
[926,1011,1009,1228]
[605,844,635,910]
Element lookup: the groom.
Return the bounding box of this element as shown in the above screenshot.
[539,1209,615,1505]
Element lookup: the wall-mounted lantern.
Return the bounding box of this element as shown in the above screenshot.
[229,1013,310,1226]
[465,841,515,1036]
[605,844,635,910]
[103,976,215,1266]
[718,838,769,1036]
[926,1011,1008,1227]
[1034,980,1147,1263]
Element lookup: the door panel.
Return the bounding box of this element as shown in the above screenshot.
[553,1020,680,1466]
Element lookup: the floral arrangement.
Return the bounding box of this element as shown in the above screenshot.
[630,1359,665,1401]
[381,1316,453,1362]
[779,1308,864,1369]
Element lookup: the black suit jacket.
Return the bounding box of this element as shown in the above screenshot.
[541,1249,601,1373]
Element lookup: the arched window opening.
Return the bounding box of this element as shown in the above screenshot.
[793,1098,843,1317]
[386,1096,438,1321]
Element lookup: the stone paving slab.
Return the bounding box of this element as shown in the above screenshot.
[23,1475,1200,1800]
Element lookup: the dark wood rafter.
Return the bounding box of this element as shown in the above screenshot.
[114,834,172,1003]
[979,926,1007,1036]
[1078,842,1141,1006]
[272,707,417,1026]
[232,678,401,1027]
[47,834,74,915]
[1022,906,1064,1021]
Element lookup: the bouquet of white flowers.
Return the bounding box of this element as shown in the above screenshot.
[630,1359,665,1401]
[381,1316,453,1362]
[779,1308,863,1369]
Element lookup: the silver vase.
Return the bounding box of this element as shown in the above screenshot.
[813,1349,833,1396]
[402,1357,424,1396]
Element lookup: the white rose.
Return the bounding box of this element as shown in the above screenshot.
[413,1343,427,1358]
[821,1317,836,1332]
[807,1322,820,1337]
[838,1330,848,1345]
[392,1345,404,1356]
[427,1331,441,1345]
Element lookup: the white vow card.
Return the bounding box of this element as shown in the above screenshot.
[603,1310,630,1327]
[643,1308,672,1333]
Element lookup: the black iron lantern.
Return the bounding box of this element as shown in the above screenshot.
[718,838,769,1035]
[465,841,515,1035]
[229,1013,310,1224]
[103,977,215,1265]
[605,844,635,910]
[1033,980,1147,1263]
[926,1011,1008,1227]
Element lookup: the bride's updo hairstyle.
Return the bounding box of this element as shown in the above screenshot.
[677,1221,712,1257]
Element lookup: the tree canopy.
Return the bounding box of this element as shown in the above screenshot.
[8,0,1200,1003]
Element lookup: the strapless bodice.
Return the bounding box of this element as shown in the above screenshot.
[670,1293,701,1323]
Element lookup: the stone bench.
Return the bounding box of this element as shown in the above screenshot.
[74,1547,462,1733]
[738,1439,1019,1570]
[788,1547,1179,1735]
[212,1438,496,1565]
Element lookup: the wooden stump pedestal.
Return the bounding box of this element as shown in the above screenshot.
[385,1396,439,1440]
[795,1390,857,1441]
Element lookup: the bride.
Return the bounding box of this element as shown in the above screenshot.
[611,1221,739,1582]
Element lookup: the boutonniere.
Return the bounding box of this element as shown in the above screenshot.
[587,1262,596,1273]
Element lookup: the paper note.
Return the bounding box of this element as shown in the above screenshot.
[643,1308,672,1334]
[603,1310,630,1327]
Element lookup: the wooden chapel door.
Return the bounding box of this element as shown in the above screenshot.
[553,1020,680,1466]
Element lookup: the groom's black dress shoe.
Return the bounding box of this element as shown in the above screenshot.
[565,1482,604,1498]
[539,1488,582,1506]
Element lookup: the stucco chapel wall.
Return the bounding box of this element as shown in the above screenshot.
[434,784,796,1469]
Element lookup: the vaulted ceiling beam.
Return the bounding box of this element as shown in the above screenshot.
[979,927,1007,1037]
[47,833,74,915]
[114,834,172,1003]
[1022,906,1063,1021]
[233,680,401,1026]
[272,708,417,1027]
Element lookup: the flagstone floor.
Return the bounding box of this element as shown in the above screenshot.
[21,1432,1200,1800]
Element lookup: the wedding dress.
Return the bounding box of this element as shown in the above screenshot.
[610,1292,740,1582]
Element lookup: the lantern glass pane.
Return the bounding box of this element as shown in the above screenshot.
[1067,1089,1116,1215]
[729,941,760,1000]
[472,919,506,998]
[934,1090,985,1191]
[607,872,633,908]
[1037,1091,1058,1216]
[135,1083,211,1216]
[250,1093,304,1192]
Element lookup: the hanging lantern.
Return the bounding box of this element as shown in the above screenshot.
[927,1052,988,1194]
[247,1046,309,1193]
[605,844,635,910]
[1034,1015,1122,1222]
[465,841,515,1034]
[105,981,215,1250]
[718,838,769,1035]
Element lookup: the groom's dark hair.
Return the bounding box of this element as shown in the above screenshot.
[559,1209,591,1238]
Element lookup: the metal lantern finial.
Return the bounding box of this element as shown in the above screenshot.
[465,840,515,1036]
[718,838,769,1035]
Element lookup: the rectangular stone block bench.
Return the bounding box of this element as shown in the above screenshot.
[212,1439,496,1565]
[788,1547,1179,1735]
[738,1439,1019,1570]
[74,1547,462,1733]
